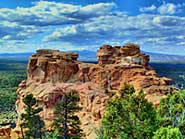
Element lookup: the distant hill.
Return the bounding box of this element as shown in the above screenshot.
[145,52,185,64]
[70,50,97,61]
[75,50,185,64]
[0,51,185,63]
[0,53,33,61]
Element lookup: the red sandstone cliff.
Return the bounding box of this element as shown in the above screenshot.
[13,44,173,139]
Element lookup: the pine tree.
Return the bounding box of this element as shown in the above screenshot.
[101,84,158,139]
[20,94,45,139]
[52,90,83,139]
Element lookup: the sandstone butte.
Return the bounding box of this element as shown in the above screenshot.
[0,44,174,139]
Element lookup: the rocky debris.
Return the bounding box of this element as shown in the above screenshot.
[0,126,19,139]
[13,44,173,139]
[0,126,11,138]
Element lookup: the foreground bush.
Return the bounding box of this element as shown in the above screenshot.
[157,90,185,136]
[101,84,158,139]
[153,126,183,139]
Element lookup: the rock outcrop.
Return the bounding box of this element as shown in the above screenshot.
[14,44,173,139]
[97,44,149,66]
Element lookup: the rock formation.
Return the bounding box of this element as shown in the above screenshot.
[97,44,149,66]
[12,44,173,139]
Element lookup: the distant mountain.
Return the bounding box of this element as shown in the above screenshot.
[145,52,185,64]
[0,52,33,61]
[0,51,185,63]
[75,50,185,64]
[70,50,97,61]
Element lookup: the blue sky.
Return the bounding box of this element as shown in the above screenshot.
[0,0,185,55]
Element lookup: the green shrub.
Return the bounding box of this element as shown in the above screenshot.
[52,90,83,139]
[101,84,158,139]
[157,90,185,136]
[20,94,45,139]
[153,126,183,139]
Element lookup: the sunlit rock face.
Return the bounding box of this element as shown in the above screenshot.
[97,44,149,66]
[15,44,173,139]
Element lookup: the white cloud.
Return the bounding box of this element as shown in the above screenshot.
[140,5,156,12]
[79,2,116,16]
[158,3,177,14]
[0,1,185,55]
[177,42,185,46]
[140,3,185,15]
[2,35,11,40]
[0,1,117,50]
[43,26,78,42]
[153,16,185,27]
[43,12,185,55]
[0,20,45,40]
[0,1,116,26]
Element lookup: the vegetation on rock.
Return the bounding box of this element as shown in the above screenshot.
[153,126,183,139]
[157,90,185,136]
[100,84,158,139]
[19,91,83,139]
[20,94,45,139]
[96,84,185,139]
[51,90,83,139]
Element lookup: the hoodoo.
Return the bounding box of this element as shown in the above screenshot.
[14,44,173,139]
